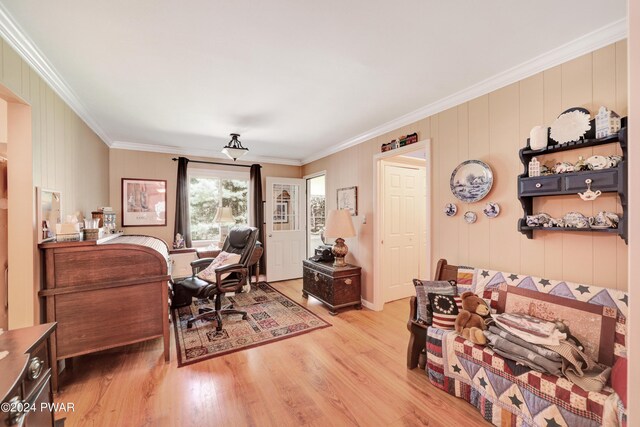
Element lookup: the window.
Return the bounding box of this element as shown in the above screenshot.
[188,169,250,245]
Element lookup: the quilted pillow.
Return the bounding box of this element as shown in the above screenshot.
[413,280,456,325]
[455,265,475,294]
[197,251,242,282]
[427,293,462,330]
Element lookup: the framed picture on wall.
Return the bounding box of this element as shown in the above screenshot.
[337,186,357,216]
[121,178,167,226]
[36,187,62,243]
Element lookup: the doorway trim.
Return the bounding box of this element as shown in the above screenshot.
[371,139,432,311]
[304,170,326,258]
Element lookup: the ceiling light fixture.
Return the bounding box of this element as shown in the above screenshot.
[221,133,248,161]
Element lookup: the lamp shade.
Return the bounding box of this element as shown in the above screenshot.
[214,206,235,224]
[222,133,249,161]
[221,146,248,161]
[324,209,356,239]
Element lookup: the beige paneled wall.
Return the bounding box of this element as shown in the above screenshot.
[109,149,302,245]
[0,40,109,217]
[303,41,629,302]
[0,38,109,328]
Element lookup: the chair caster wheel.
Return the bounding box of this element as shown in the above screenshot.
[242,314,248,320]
[187,321,193,329]
[228,304,234,309]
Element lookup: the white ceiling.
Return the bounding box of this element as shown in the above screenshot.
[0,1,627,165]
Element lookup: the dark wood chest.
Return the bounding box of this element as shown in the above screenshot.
[302,260,361,315]
[1,323,56,427]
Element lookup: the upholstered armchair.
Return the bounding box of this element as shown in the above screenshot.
[178,226,259,331]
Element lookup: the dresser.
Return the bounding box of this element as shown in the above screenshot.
[302,260,361,315]
[1,323,56,427]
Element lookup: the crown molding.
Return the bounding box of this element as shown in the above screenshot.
[0,5,114,146]
[110,140,303,166]
[301,18,628,165]
[0,3,626,166]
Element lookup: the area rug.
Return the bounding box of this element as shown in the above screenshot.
[172,281,331,366]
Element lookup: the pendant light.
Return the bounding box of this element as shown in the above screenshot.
[221,133,248,161]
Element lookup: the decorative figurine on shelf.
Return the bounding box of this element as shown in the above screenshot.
[173,233,185,249]
[589,211,620,229]
[578,179,602,201]
[574,156,589,172]
[595,106,621,139]
[553,161,574,174]
[529,126,548,150]
[528,157,541,177]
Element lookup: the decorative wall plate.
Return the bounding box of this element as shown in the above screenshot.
[464,211,477,224]
[444,203,457,217]
[550,108,591,144]
[483,202,500,218]
[450,160,493,203]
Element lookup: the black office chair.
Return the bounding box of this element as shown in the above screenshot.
[179,226,259,331]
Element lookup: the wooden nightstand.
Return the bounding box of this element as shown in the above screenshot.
[302,259,362,315]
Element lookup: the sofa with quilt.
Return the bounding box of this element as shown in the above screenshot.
[407,259,628,427]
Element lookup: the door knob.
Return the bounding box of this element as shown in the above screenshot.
[268,234,272,237]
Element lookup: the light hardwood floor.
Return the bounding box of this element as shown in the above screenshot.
[53,279,488,427]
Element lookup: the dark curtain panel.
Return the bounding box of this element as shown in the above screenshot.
[250,164,265,274]
[174,157,192,248]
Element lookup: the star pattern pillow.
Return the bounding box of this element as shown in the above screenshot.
[427,293,463,330]
[197,251,242,282]
[413,279,457,325]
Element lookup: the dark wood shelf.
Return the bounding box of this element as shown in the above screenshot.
[517,126,628,243]
[519,225,621,234]
[522,133,622,156]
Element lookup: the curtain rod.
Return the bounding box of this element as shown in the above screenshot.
[171,157,260,169]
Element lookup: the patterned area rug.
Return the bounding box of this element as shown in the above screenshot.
[172,282,331,366]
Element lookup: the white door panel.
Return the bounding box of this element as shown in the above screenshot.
[266,177,306,282]
[383,164,424,302]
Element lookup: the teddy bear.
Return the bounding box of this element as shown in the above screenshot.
[454,291,491,345]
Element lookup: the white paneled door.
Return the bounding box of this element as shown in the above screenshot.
[382,163,425,302]
[266,177,307,282]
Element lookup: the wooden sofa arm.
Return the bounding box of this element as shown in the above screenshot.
[407,296,428,369]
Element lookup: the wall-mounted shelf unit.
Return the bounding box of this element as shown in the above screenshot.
[517,125,628,243]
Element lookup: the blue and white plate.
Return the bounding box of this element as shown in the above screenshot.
[483,202,500,218]
[450,160,493,203]
[444,203,457,217]
[464,211,477,224]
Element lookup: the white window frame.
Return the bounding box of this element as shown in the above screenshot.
[188,168,251,248]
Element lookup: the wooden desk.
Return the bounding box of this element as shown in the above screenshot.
[1,323,56,426]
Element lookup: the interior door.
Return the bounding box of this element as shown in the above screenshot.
[266,177,306,282]
[382,163,422,302]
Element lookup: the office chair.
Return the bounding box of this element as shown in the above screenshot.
[179,226,259,331]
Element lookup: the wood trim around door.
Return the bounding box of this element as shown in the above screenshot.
[371,139,432,311]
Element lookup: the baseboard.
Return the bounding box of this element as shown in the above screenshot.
[360,299,380,311]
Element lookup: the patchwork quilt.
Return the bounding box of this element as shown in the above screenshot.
[425,268,628,427]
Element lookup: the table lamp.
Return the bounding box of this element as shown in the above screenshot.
[324,209,356,267]
[214,206,235,245]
